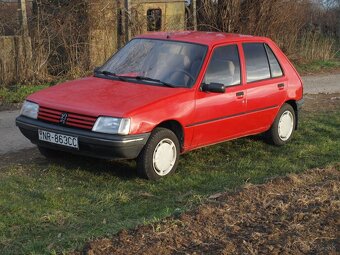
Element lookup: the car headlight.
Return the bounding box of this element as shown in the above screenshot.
[20,100,39,119]
[92,117,130,135]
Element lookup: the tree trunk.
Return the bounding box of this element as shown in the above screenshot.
[19,0,29,37]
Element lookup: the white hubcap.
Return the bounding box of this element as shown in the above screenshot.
[278,110,294,141]
[153,138,177,176]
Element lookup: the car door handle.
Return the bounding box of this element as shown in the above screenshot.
[277,83,285,89]
[236,91,244,98]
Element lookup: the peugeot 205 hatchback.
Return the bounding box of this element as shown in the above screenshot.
[16,31,304,180]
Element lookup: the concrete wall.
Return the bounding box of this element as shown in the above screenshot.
[87,0,186,68]
[0,36,32,87]
[130,0,186,34]
[88,0,119,68]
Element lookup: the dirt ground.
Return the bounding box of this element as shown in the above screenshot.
[302,93,340,113]
[72,166,339,255]
[1,94,339,254]
[0,102,21,112]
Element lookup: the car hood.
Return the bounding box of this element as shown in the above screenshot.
[28,77,189,117]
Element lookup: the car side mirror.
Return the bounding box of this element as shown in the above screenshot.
[201,83,225,93]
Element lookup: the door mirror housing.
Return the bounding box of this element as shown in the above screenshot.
[201,83,225,93]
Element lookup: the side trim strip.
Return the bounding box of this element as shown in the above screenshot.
[186,104,278,127]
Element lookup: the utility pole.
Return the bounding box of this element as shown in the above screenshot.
[17,0,32,81]
[19,0,29,37]
[124,0,131,42]
[192,0,197,30]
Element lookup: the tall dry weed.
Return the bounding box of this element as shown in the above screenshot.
[196,0,338,62]
[297,32,336,61]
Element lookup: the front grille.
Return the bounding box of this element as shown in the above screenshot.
[38,106,97,130]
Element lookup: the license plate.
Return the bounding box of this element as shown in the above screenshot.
[38,130,78,149]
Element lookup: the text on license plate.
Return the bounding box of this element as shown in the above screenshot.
[38,130,78,149]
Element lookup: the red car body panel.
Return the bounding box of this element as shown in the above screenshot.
[28,77,190,118]
[26,31,303,153]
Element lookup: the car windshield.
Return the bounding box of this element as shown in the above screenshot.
[98,38,207,88]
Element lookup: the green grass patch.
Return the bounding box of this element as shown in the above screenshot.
[295,59,340,75]
[0,85,49,104]
[0,110,339,254]
[0,80,64,105]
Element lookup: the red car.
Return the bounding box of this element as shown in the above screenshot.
[16,31,304,180]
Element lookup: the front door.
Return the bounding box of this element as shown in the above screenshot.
[190,44,247,147]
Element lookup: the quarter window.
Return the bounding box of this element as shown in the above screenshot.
[204,45,241,87]
[147,9,162,31]
[243,43,271,82]
[265,44,283,78]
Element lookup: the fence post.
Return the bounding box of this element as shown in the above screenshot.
[19,0,29,37]
[192,0,197,30]
[124,0,131,42]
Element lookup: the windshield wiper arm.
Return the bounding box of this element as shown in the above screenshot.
[135,76,176,88]
[95,70,128,82]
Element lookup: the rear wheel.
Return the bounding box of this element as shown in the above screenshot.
[137,128,180,180]
[266,103,296,146]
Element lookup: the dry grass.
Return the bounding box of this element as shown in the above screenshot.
[296,33,337,62]
[197,0,339,63]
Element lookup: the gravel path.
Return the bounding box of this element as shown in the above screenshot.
[302,73,340,94]
[0,110,34,155]
[0,73,339,155]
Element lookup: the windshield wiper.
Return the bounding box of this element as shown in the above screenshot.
[135,76,176,88]
[95,70,128,82]
[95,71,176,87]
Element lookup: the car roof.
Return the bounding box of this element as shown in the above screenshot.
[136,31,268,46]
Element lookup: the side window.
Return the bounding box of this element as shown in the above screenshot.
[204,45,241,87]
[243,43,271,82]
[147,9,162,31]
[265,44,283,78]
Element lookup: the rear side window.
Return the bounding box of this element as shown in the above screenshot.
[204,45,241,87]
[243,43,271,82]
[265,44,283,78]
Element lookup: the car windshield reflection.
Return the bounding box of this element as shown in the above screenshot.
[97,39,207,88]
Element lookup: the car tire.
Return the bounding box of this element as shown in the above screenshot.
[266,103,296,146]
[137,128,180,180]
[38,146,65,159]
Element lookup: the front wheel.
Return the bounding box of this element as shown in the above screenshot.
[137,128,180,180]
[266,103,296,146]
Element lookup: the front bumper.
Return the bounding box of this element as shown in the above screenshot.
[16,116,150,159]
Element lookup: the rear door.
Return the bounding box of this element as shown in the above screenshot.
[190,44,247,147]
[242,42,287,133]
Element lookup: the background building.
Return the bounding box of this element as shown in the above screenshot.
[88,0,194,66]
[0,0,196,85]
